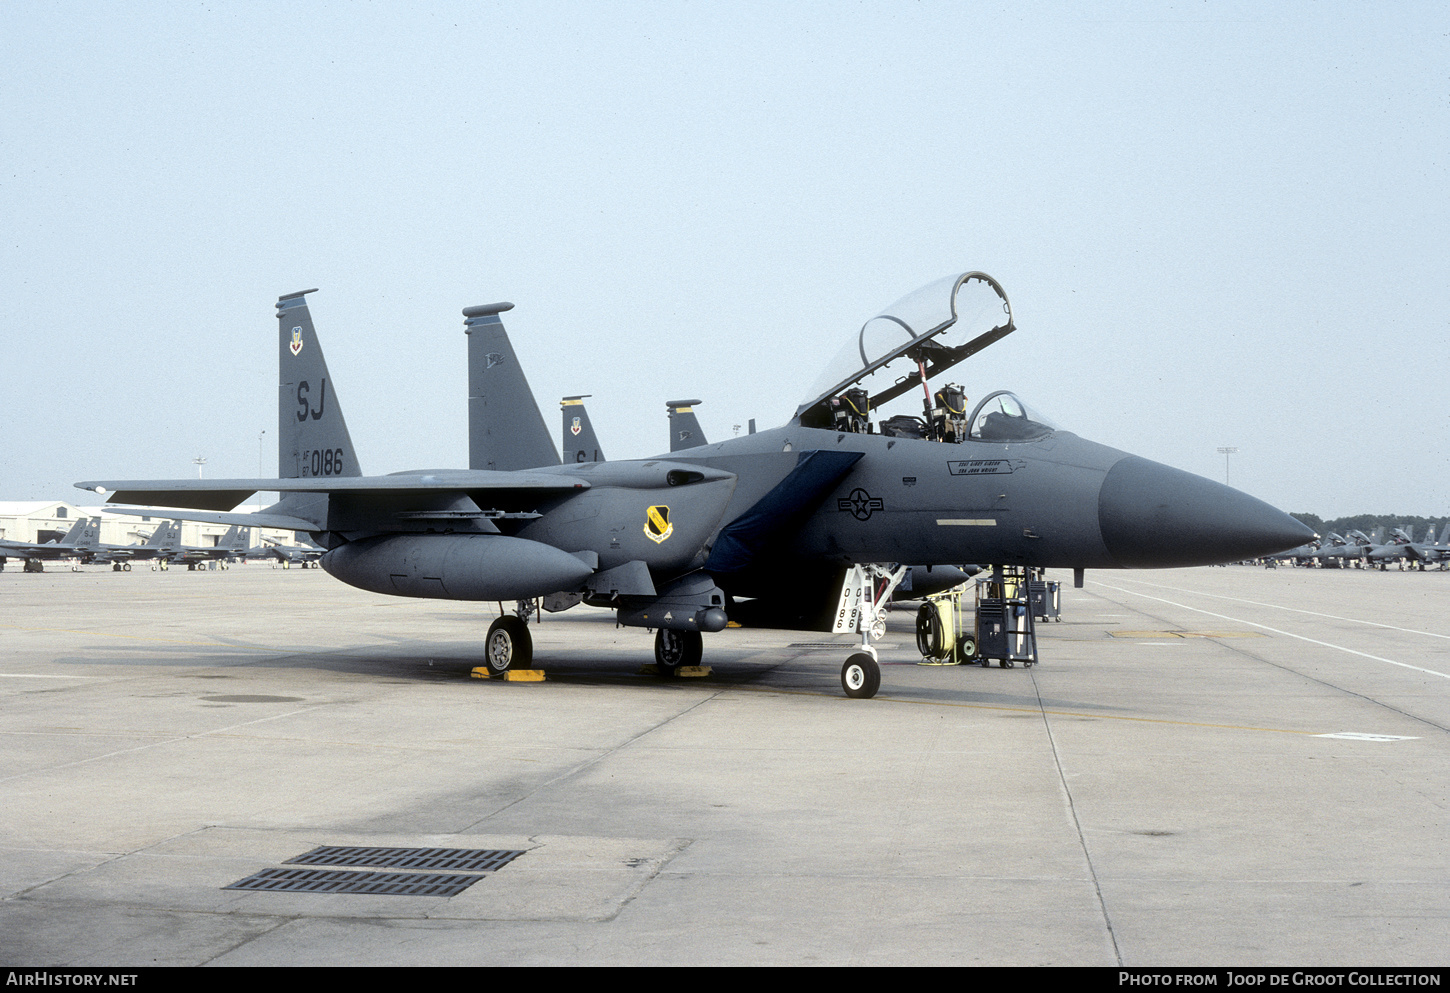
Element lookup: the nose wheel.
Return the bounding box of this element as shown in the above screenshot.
[841,653,881,699]
[832,564,908,698]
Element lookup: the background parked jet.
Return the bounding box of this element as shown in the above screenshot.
[80,274,1312,697]
[1312,531,1375,568]
[1262,537,1321,567]
[246,533,325,569]
[76,519,185,571]
[1386,524,1450,570]
[0,517,101,572]
[160,524,251,570]
[1365,528,1414,570]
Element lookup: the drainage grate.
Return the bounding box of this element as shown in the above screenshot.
[224,867,486,897]
[285,846,526,873]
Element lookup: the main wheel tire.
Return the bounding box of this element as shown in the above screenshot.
[654,628,702,676]
[841,653,881,699]
[484,615,533,675]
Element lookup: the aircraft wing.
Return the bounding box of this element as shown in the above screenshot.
[0,538,61,555]
[76,471,590,511]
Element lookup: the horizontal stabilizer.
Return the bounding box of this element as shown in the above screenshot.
[705,450,864,576]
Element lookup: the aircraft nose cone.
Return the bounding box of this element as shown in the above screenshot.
[1098,456,1315,568]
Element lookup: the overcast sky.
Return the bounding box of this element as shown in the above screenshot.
[2,1,1446,518]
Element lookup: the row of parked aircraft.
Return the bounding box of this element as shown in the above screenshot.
[0,519,322,573]
[1263,524,1450,570]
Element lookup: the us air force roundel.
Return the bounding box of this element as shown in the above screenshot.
[289,327,304,356]
[645,505,673,544]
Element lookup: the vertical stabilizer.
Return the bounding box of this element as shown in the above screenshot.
[277,289,361,480]
[464,303,559,471]
[147,521,181,550]
[560,396,606,464]
[73,518,102,550]
[56,519,90,544]
[667,399,709,452]
[220,525,250,553]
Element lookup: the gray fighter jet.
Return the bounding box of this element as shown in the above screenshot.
[0,517,102,572]
[1371,525,1449,571]
[1261,537,1321,567]
[1313,531,1376,568]
[158,523,251,570]
[79,273,1312,697]
[244,533,325,569]
[1366,528,1413,570]
[1414,523,1450,569]
[74,518,187,571]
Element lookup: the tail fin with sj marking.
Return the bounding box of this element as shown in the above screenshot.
[72,518,102,550]
[560,395,606,464]
[276,289,361,480]
[219,525,250,553]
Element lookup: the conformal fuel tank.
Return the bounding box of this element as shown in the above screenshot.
[322,533,595,601]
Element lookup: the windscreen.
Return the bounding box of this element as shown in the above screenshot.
[967,391,1058,442]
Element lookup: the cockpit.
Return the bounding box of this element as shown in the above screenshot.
[796,271,1057,445]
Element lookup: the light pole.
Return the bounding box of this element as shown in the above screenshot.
[193,456,207,479]
[1216,447,1238,486]
[258,430,266,512]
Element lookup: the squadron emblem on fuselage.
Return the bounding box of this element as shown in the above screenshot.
[645,505,673,543]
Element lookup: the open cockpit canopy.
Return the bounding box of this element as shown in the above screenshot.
[798,271,1016,418]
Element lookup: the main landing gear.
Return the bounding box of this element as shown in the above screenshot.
[483,615,532,675]
[654,629,702,677]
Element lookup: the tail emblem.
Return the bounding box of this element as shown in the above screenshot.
[570,416,582,436]
[645,505,673,544]
[289,327,304,356]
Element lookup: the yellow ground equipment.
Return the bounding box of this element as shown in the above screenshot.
[915,586,977,664]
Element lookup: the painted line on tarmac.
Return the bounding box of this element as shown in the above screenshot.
[1097,575,1450,643]
[1090,580,1450,681]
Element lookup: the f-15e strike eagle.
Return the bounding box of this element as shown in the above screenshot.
[79,271,1313,697]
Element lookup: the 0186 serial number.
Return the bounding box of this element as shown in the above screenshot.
[300,448,346,477]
